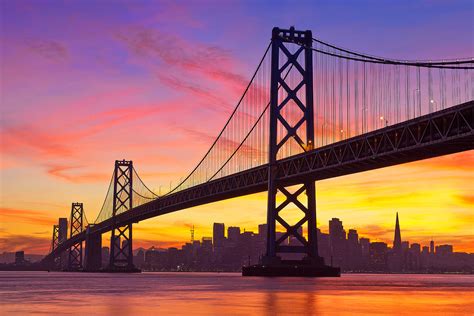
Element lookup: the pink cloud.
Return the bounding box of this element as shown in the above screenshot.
[156,73,231,111]
[46,164,110,183]
[26,39,69,62]
[116,27,249,95]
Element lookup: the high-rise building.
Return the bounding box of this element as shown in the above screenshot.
[360,238,370,257]
[329,218,347,269]
[421,246,429,255]
[329,218,346,240]
[15,251,25,265]
[347,229,361,271]
[58,218,68,243]
[227,226,241,242]
[213,223,225,248]
[101,247,109,267]
[369,242,388,271]
[388,213,403,272]
[410,243,421,254]
[402,241,409,251]
[258,224,267,239]
[348,229,359,243]
[58,218,68,268]
[393,212,402,252]
[430,240,435,254]
[435,244,453,255]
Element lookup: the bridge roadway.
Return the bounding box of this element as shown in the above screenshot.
[44,101,474,262]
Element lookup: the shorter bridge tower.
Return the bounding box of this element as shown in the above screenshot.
[108,160,137,272]
[68,202,84,271]
[50,224,61,270]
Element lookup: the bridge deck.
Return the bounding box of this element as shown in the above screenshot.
[43,101,474,262]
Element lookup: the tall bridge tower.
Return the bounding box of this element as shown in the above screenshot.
[108,160,137,271]
[244,27,339,277]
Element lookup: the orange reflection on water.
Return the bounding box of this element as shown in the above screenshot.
[0,272,472,315]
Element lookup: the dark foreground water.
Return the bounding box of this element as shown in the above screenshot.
[0,272,473,315]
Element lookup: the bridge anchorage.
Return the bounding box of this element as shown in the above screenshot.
[242,27,340,277]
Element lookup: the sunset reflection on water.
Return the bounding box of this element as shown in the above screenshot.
[1,272,472,315]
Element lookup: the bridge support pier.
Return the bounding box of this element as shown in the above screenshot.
[84,226,102,271]
[106,160,140,272]
[243,27,339,277]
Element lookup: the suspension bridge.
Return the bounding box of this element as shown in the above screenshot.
[42,27,474,276]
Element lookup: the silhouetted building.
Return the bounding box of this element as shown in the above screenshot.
[370,242,388,271]
[359,237,370,268]
[258,224,267,237]
[101,247,109,267]
[128,220,473,274]
[15,251,25,265]
[393,212,402,251]
[436,245,453,256]
[134,249,145,268]
[228,226,240,243]
[347,229,362,271]
[213,223,225,248]
[58,218,68,269]
[317,229,330,265]
[388,213,403,272]
[329,218,347,269]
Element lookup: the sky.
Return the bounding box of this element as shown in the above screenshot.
[0,0,473,255]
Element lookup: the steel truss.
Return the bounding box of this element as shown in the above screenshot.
[109,160,134,270]
[50,225,61,269]
[68,203,83,270]
[261,27,320,262]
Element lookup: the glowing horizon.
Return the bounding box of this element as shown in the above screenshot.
[1,1,473,256]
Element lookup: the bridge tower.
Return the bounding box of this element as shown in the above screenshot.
[243,27,339,277]
[108,160,137,271]
[68,202,84,271]
[50,224,61,270]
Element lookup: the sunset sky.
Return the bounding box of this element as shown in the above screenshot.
[1,1,473,255]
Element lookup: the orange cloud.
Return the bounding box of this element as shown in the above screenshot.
[0,233,50,254]
[46,164,110,183]
[0,207,57,226]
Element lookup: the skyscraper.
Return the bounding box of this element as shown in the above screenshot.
[329,218,346,268]
[388,212,403,272]
[228,226,240,242]
[58,218,68,269]
[213,223,225,248]
[393,212,402,252]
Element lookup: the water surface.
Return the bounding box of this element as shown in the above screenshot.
[0,272,472,315]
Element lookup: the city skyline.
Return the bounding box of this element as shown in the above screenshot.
[1,1,473,256]
[100,214,473,273]
[114,213,472,256]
